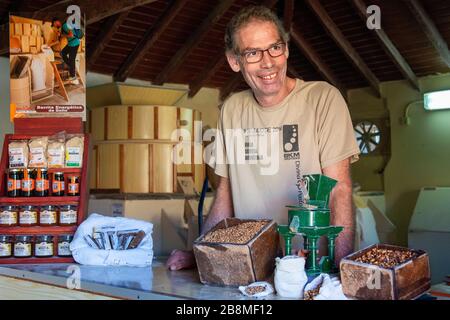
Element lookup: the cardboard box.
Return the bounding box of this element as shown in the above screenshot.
[20,35,29,53]
[29,36,36,46]
[340,244,431,300]
[23,23,31,36]
[14,23,22,36]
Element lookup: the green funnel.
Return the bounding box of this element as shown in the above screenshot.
[304,174,337,207]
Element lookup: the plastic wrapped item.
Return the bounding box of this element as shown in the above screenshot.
[8,140,28,169]
[238,281,274,298]
[47,132,65,168]
[71,214,153,267]
[274,256,308,299]
[65,135,84,168]
[304,273,348,300]
[28,136,48,168]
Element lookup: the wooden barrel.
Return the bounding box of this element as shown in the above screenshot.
[88,105,205,193]
[10,74,31,107]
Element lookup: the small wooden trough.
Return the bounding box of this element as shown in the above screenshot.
[193,218,279,287]
[340,244,431,300]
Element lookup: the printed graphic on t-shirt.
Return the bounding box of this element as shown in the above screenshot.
[283,124,300,160]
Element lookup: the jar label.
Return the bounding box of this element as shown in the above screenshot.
[20,210,38,224]
[36,179,49,191]
[9,147,26,168]
[52,181,65,193]
[0,243,12,257]
[22,179,35,191]
[58,242,71,256]
[14,243,32,257]
[68,183,79,194]
[36,242,53,256]
[60,210,77,224]
[40,210,57,224]
[0,210,18,225]
[7,179,21,191]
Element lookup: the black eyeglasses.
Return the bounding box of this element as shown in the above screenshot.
[239,42,287,63]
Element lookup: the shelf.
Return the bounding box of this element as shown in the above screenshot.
[0,196,80,205]
[0,257,75,264]
[0,225,77,234]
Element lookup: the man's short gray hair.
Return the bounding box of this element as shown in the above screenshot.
[224,5,290,54]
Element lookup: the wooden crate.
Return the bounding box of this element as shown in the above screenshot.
[340,244,431,300]
[0,117,90,264]
[193,218,279,287]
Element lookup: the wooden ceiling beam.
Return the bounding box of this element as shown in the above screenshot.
[283,0,294,32]
[87,12,128,70]
[351,0,419,91]
[113,0,188,82]
[404,0,450,68]
[305,0,381,97]
[0,0,158,55]
[290,27,346,95]
[153,0,235,85]
[188,0,279,98]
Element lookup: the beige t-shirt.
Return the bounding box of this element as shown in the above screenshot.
[210,79,360,225]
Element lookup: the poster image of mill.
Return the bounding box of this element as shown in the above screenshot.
[9,13,86,121]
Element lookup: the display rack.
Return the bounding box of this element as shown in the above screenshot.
[0,117,89,264]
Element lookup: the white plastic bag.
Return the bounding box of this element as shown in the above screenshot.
[238,281,274,298]
[31,57,46,92]
[274,255,308,299]
[304,273,348,300]
[70,213,153,267]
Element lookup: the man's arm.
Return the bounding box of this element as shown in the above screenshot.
[166,176,234,270]
[322,157,354,265]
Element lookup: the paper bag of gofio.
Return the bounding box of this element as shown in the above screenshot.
[65,134,84,168]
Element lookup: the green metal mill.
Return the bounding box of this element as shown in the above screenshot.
[278,174,344,276]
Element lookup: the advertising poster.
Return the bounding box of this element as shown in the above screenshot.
[9,8,86,121]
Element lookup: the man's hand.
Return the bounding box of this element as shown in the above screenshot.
[166,249,196,271]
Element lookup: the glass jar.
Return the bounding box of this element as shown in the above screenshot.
[52,172,65,196]
[0,205,19,227]
[19,205,39,226]
[59,205,77,225]
[35,168,49,197]
[39,205,58,226]
[14,235,33,258]
[21,168,36,197]
[0,235,13,258]
[57,234,73,257]
[67,175,80,196]
[35,235,54,258]
[7,169,22,197]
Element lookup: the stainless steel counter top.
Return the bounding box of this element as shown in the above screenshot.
[0,258,283,300]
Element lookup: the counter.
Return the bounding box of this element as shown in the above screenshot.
[0,258,446,300]
[0,258,285,300]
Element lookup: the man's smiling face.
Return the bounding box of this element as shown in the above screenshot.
[227,20,289,101]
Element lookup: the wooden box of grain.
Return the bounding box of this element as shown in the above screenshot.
[193,218,279,286]
[340,244,431,300]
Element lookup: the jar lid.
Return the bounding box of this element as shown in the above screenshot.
[54,172,64,175]
[36,235,54,242]
[58,234,74,241]
[37,168,48,172]
[0,235,13,242]
[25,168,35,172]
[1,205,19,211]
[60,204,78,210]
[40,205,57,210]
[20,205,37,210]
[8,169,21,173]
[15,235,33,242]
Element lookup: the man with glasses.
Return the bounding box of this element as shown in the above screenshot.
[167,5,360,271]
